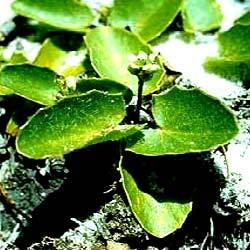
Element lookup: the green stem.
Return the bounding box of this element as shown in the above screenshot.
[135,74,144,123]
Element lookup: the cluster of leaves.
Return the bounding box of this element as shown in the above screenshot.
[0,0,242,238]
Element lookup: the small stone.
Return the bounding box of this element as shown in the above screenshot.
[106,241,130,250]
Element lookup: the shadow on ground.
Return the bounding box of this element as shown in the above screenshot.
[15,142,120,249]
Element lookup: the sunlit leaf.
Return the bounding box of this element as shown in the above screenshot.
[76,78,133,103]
[127,87,239,155]
[204,57,250,83]
[120,161,192,238]
[236,10,250,26]
[0,64,61,105]
[0,85,14,95]
[6,117,20,136]
[34,37,86,77]
[204,24,250,84]
[16,91,137,159]
[9,52,28,64]
[182,0,223,32]
[12,0,94,32]
[109,0,183,41]
[85,26,164,95]
[218,24,250,59]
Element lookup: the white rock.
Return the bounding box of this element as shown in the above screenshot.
[0,0,15,27]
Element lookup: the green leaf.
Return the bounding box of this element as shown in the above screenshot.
[0,85,15,95]
[204,57,250,83]
[9,52,28,64]
[203,24,250,84]
[12,0,94,32]
[16,91,135,159]
[34,37,85,77]
[109,0,183,42]
[236,11,250,26]
[6,117,20,137]
[182,0,223,33]
[127,87,239,155]
[5,101,40,137]
[218,24,250,59]
[0,64,61,105]
[120,162,192,238]
[76,78,133,103]
[85,26,164,95]
[101,124,141,143]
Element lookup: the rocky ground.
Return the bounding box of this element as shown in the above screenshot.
[0,0,250,249]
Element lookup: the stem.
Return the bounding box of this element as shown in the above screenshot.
[135,74,144,123]
[221,146,230,179]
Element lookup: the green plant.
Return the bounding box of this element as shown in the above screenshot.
[0,0,242,238]
[204,10,250,84]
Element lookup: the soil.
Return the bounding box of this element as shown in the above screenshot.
[0,0,250,249]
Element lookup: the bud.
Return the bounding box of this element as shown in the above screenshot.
[128,51,160,81]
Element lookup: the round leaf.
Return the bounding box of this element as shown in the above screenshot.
[0,64,61,105]
[236,11,250,26]
[182,0,223,33]
[203,24,250,84]
[109,0,183,42]
[120,163,192,238]
[76,78,133,103]
[204,57,250,83]
[85,26,164,95]
[34,37,85,77]
[12,0,94,32]
[16,91,129,159]
[0,85,14,95]
[218,24,250,60]
[127,87,239,155]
